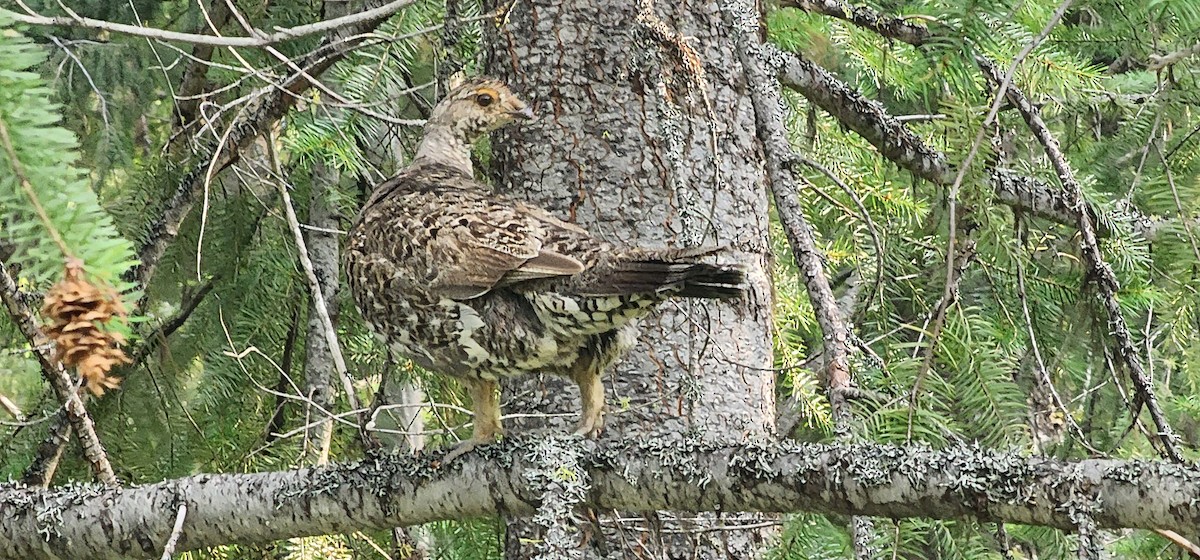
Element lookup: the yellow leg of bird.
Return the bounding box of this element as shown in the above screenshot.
[571,366,605,438]
[443,378,503,463]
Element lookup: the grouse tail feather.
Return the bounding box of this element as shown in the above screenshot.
[596,260,746,299]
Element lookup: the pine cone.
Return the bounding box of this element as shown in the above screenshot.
[41,260,129,395]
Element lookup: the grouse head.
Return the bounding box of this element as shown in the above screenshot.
[426,77,535,143]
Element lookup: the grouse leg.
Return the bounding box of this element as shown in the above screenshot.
[570,364,605,438]
[444,378,503,462]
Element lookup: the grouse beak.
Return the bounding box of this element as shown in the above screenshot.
[510,106,536,122]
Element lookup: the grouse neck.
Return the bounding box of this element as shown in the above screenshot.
[411,124,474,176]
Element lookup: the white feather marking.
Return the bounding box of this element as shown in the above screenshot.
[454,302,490,364]
[559,297,581,313]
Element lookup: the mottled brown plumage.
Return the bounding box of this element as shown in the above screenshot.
[346,77,744,457]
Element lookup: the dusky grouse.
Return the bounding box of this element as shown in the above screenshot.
[346,77,745,457]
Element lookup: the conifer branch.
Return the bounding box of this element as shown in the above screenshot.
[786,0,1189,464]
[777,0,931,46]
[915,0,1072,441]
[976,57,1185,463]
[776,2,1192,240]
[0,115,72,260]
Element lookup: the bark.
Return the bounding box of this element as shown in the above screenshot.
[485,0,776,556]
[1,439,1198,559]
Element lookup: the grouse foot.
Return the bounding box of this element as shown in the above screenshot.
[442,378,504,464]
[571,364,606,438]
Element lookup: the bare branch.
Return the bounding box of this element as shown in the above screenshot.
[1148,42,1200,71]
[278,170,368,453]
[0,393,23,421]
[776,51,949,183]
[0,260,116,485]
[127,0,402,293]
[723,1,875,555]
[128,275,220,365]
[722,0,854,434]
[159,504,188,560]
[1155,529,1200,559]
[778,0,931,46]
[7,0,417,48]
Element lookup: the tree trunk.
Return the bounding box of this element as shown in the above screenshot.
[484,0,777,556]
[300,160,342,466]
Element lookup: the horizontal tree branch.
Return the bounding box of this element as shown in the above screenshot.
[1,438,1198,559]
[6,0,416,48]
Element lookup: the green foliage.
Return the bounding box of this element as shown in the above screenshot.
[0,11,137,295]
[2,0,1200,558]
[768,0,1200,557]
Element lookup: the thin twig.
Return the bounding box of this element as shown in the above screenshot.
[798,157,885,314]
[916,0,1074,394]
[905,236,976,438]
[10,0,418,48]
[1012,219,1099,452]
[48,35,110,129]
[1153,144,1200,264]
[160,503,188,560]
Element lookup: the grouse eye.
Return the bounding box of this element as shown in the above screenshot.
[475,93,495,107]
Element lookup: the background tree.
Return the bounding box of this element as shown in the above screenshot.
[1,0,1199,559]
[483,1,777,557]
